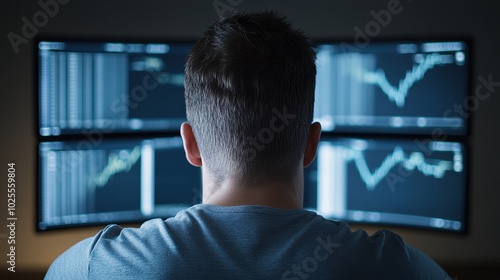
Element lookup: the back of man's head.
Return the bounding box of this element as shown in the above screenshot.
[184,11,317,185]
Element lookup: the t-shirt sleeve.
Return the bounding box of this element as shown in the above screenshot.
[401,240,453,280]
[44,226,111,280]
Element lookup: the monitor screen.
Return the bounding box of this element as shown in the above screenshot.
[303,137,467,232]
[314,40,470,135]
[38,136,201,230]
[37,39,193,136]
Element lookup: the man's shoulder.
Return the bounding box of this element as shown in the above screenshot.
[91,206,402,249]
[47,205,451,280]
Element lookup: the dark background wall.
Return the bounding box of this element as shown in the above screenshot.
[1,0,499,277]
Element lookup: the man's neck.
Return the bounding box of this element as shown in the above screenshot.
[201,171,304,209]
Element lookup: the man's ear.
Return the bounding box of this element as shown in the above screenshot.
[180,122,202,167]
[303,122,321,167]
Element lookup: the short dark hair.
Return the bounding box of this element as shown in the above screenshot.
[184,11,316,184]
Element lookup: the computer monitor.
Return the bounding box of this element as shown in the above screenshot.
[314,39,470,135]
[35,37,469,233]
[304,137,467,232]
[37,136,201,230]
[36,39,193,137]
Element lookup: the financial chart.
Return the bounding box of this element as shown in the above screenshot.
[310,39,470,232]
[38,40,192,136]
[308,138,466,231]
[315,41,469,135]
[38,137,201,230]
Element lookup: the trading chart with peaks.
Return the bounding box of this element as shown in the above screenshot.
[38,137,201,230]
[313,138,466,231]
[314,41,469,135]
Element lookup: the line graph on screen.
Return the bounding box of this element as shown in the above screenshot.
[342,146,461,191]
[361,53,445,107]
[93,146,142,188]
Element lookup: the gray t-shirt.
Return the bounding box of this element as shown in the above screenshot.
[45,204,451,279]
